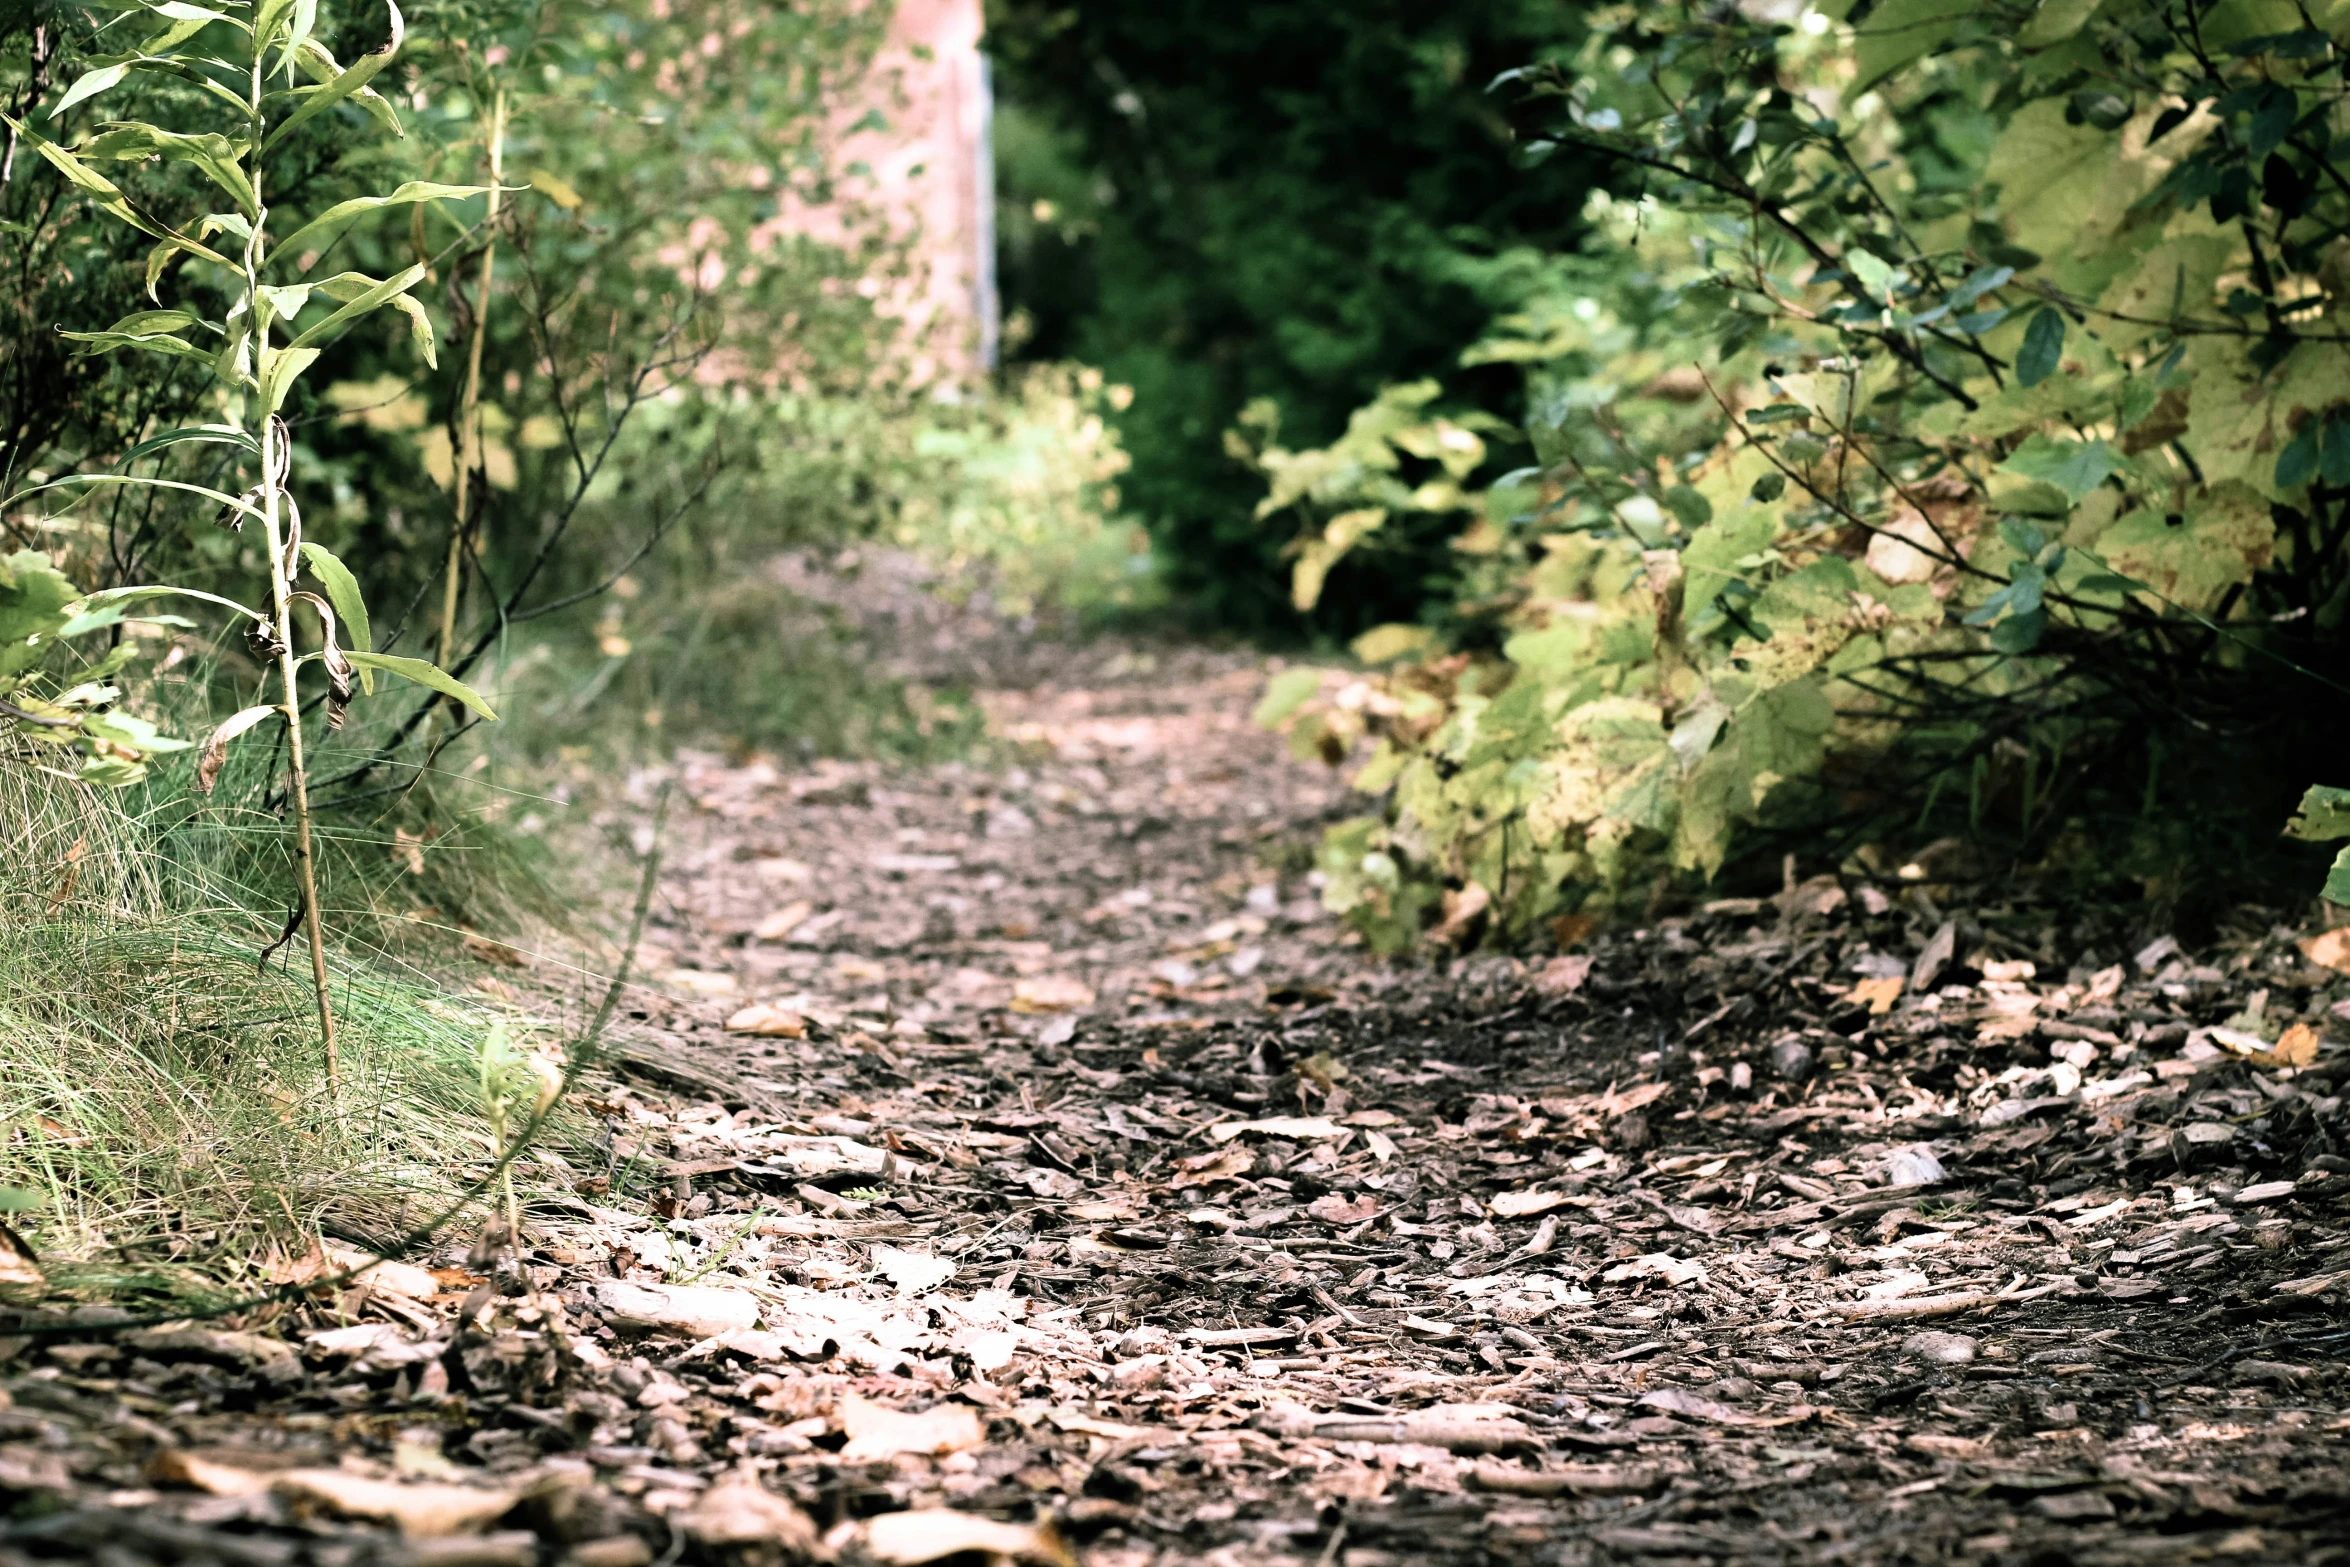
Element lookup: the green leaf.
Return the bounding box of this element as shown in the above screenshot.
[1996,435,2122,503]
[48,61,131,119]
[72,582,269,624]
[274,181,488,262]
[2017,0,2106,47]
[1254,667,1323,729]
[78,121,256,213]
[257,344,320,412]
[263,0,404,151]
[1854,0,1974,89]
[141,3,248,52]
[2015,307,2065,387]
[114,423,259,467]
[345,651,499,719]
[0,1186,42,1213]
[287,264,425,352]
[2278,423,2321,490]
[5,475,267,530]
[2097,483,2276,611]
[0,113,231,261]
[2327,845,2350,906]
[2287,784,2350,843]
[57,326,216,364]
[299,541,372,658]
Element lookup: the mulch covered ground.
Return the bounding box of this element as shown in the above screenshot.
[6,589,2350,1566]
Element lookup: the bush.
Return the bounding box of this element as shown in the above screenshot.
[1263,0,2350,950]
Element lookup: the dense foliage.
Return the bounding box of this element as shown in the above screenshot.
[984,0,1602,636]
[1258,0,2350,950]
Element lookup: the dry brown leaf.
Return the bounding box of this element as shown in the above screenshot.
[273,1470,519,1538]
[1009,975,1095,1013]
[2274,1021,2321,1068]
[1548,912,1597,950]
[1847,974,1904,1014]
[1490,1189,1576,1219]
[0,1221,42,1292]
[677,1475,819,1551]
[147,1449,276,1496]
[752,900,815,940]
[837,1394,985,1461]
[1306,1192,1380,1224]
[460,929,527,968]
[864,1509,1077,1567]
[724,1002,807,1038]
[1533,953,1594,996]
[2303,927,2350,973]
[594,1280,761,1338]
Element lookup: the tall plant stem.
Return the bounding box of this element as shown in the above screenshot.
[247,56,339,1097]
[437,85,506,670]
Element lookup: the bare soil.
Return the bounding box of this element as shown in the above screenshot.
[7,572,2350,1566]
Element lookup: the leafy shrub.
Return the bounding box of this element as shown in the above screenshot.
[1265,0,2350,950]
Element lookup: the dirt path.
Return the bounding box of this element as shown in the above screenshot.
[8,591,2350,1565]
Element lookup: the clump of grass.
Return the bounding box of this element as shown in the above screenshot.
[0,910,587,1286]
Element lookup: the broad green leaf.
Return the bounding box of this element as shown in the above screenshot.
[0,114,232,261]
[79,121,256,213]
[49,61,131,120]
[2327,846,2350,906]
[257,344,320,412]
[1997,435,2123,503]
[2287,784,2350,843]
[286,37,403,137]
[1254,667,1324,729]
[274,181,488,262]
[287,263,424,352]
[2015,306,2065,387]
[92,308,198,337]
[142,3,248,52]
[1292,507,1385,612]
[299,541,372,655]
[114,423,259,467]
[1854,0,1974,90]
[345,651,499,720]
[265,0,404,150]
[74,582,269,624]
[2098,483,2275,611]
[0,1186,41,1213]
[8,475,266,531]
[2017,0,2106,46]
[57,327,216,364]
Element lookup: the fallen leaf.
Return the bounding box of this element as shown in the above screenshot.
[864,1510,1076,1567]
[1206,1116,1343,1142]
[323,1243,439,1300]
[594,1280,761,1338]
[724,1002,807,1038]
[1534,954,1594,996]
[873,1245,956,1295]
[1847,974,1904,1014]
[1490,1189,1576,1219]
[659,967,737,997]
[1010,975,1095,1013]
[2274,1021,2320,1068]
[838,1394,986,1461]
[274,1470,519,1538]
[460,930,527,968]
[0,1221,42,1291]
[1306,1192,1380,1224]
[1600,1253,1708,1286]
[678,1475,819,1551]
[2303,927,2350,973]
[752,901,815,940]
[148,1449,276,1496]
[1636,1387,1810,1427]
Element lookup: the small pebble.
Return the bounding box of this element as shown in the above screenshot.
[1883,1144,1946,1187]
[1903,1331,1977,1366]
[1771,1038,1815,1082]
